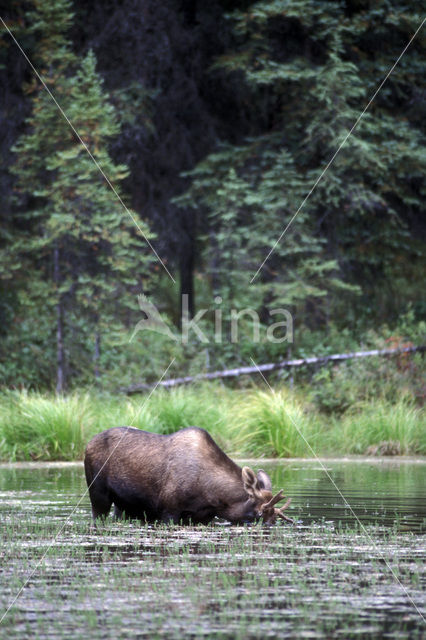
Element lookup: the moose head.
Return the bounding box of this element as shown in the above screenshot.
[242,467,293,525]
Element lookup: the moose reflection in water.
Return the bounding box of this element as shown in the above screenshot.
[84,426,293,525]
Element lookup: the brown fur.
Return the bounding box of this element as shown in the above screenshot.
[84,426,275,525]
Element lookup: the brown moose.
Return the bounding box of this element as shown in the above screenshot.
[84,426,293,525]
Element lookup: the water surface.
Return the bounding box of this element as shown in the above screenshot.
[0,457,424,530]
[0,459,425,639]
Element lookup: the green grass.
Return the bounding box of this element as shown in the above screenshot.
[228,388,320,457]
[0,387,233,461]
[0,391,136,461]
[0,385,424,461]
[333,398,426,455]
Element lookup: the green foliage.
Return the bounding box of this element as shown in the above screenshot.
[334,398,425,455]
[1,0,154,389]
[0,390,153,460]
[38,48,154,320]
[0,386,231,460]
[0,391,92,460]
[0,1,424,392]
[177,0,425,332]
[229,388,320,457]
[0,382,423,461]
[310,352,425,416]
[137,386,230,440]
[308,315,426,414]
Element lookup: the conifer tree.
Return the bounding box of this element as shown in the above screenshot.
[4,0,153,390]
[177,1,425,331]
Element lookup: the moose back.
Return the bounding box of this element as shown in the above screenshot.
[84,426,292,525]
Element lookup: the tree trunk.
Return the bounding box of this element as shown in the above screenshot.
[179,215,196,321]
[209,231,221,297]
[94,329,101,382]
[121,345,425,394]
[53,247,65,393]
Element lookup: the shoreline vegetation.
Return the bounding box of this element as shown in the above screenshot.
[0,385,424,462]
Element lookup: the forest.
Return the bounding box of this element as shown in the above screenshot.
[0,0,424,411]
[1,10,426,640]
[1,11,426,640]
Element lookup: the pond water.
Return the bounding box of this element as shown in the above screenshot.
[0,457,424,530]
[0,459,425,638]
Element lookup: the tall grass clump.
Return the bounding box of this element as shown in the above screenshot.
[230,388,319,457]
[334,398,425,455]
[0,384,423,461]
[0,391,154,460]
[0,386,231,461]
[93,385,230,439]
[0,391,94,460]
[144,385,231,445]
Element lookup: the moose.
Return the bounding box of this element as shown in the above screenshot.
[84,426,293,525]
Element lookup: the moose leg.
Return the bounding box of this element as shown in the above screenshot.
[161,510,181,524]
[85,459,112,523]
[89,489,113,522]
[113,505,123,520]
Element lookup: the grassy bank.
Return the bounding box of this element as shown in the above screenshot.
[0,385,424,461]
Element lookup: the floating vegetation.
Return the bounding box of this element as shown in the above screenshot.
[0,462,425,638]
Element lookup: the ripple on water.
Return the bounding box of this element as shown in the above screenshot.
[0,460,425,639]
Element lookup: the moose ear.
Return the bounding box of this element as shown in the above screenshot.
[242,466,261,498]
[257,469,272,491]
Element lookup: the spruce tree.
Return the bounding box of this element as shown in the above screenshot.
[177,1,425,332]
[4,0,153,390]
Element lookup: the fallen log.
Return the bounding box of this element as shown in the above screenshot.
[121,345,424,394]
